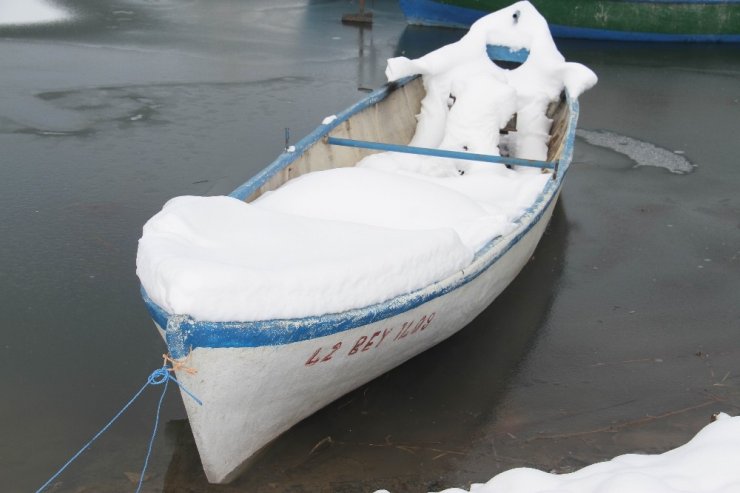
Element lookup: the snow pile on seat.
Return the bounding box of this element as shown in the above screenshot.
[386,0,597,161]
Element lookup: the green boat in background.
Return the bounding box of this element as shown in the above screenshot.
[399,0,740,42]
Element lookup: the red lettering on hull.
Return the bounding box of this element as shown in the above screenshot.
[304,311,438,366]
[348,336,367,356]
[304,341,342,366]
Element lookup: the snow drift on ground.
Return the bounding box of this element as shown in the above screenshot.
[137,1,596,322]
[376,414,740,493]
[0,0,71,26]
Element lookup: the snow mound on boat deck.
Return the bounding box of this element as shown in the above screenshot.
[139,164,549,322]
[255,165,549,251]
[137,195,474,322]
[357,155,550,222]
[377,414,740,493]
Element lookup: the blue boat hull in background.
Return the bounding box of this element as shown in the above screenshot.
[399,0,740,42]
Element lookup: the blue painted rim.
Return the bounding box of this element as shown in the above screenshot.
[486,45,529,63]
[141,67,581,359]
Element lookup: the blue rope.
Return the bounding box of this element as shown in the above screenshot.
[36,366,202,493]
[135,373,168,493]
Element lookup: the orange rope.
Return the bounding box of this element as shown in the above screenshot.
[162,351,197,375]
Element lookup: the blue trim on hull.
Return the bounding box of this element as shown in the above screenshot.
[399,0,740,42]
[401,0,483,28]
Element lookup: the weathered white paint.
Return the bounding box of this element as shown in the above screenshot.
[156,194,558,483]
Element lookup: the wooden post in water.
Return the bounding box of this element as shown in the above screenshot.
[342,0,373,25]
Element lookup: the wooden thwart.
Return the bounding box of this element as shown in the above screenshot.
[326,136,557,170]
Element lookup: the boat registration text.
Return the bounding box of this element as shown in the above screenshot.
[305,312,437,366]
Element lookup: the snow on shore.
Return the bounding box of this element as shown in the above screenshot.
[0,0,71,26]
[376,414,740,493]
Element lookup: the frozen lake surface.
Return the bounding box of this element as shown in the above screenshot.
[1,1,739,492]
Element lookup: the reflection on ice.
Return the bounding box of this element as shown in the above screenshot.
[0,0,71,25]
[577,129,695,174]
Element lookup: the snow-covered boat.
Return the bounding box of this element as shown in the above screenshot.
[137,2,595,484]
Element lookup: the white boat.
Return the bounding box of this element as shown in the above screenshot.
[138,3,592,483]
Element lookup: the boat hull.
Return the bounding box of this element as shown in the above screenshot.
[141,44,581,482]
[399,0,740,42]
[158,192,560,483]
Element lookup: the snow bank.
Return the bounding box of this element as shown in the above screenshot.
[377,414,740,493]
[137,196,473,322]
[0,0,71,26]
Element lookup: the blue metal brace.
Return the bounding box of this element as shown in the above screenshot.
[325,136,556,170]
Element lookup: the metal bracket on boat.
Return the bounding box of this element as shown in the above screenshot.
[326,136,557,170]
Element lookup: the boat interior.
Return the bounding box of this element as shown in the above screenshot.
[243,50,571,204]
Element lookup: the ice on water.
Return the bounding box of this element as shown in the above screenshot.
[577,129,696,174]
